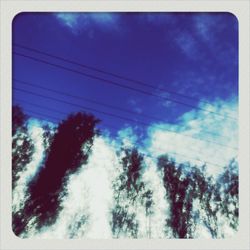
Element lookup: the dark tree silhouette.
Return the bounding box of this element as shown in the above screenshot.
[13,112,99,236]
[122,148,144,192]
[12,105,26,135]
[12,106,238,238]
[158,155,195,238]
[111,147,145,238]
[42,124,55,156]
[12,105,34,188]
[188,165,219,238]
[12,105,35,238]
[158,155,239,238]
[217,159,238,232]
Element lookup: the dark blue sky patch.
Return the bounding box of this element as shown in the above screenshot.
[12,12,238,135]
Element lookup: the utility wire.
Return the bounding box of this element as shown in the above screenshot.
[13,51,237,121]
[14,86,238,151]
[14,87,147,125]
[17,98,229,144]
[14,78,229,140]
[24,109,60,123]
[14,78,170,124]
[16,98,120,131]
[17,105,228,169]
[13,43,238,117]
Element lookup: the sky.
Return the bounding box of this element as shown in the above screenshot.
[12,12,239,238]
[12,12,238,175]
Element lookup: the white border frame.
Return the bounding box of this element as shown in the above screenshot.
[0,0,249,249]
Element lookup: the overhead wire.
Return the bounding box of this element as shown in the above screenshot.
[14,78,172,124]
[24,109,60,123]
[12,44,238,171]
[14,78,230,140]
[15,98,121,131]
[13,43,238,117]
[13,51,237,121]
[14,86,238,151]
[15,102,230,169]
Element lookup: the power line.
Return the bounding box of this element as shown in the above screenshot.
[14,86,238,151]
[15,98,121,131]
[16,97,230,145]
[14,78,170,124]
[14,78,229,140]
[24,109,60,123]
[13,51,237,121]
[13,43,238,117]
[21,107,121,132]
[15,105,229,169]
[14,87,237,150]
[14,87,147,125]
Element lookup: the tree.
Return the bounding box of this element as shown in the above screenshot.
[188,165,219,238]
[41,124,56,156]
[158,155,238,239]
[12,105,35,237]
[12,105,34,188]
[187,159,239,238]
[111,147,146,238]
[13,112,100,236]
[158,155,195,238]
[217,159,239,234]
[12,105,26,135]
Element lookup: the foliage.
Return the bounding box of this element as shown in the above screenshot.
[12,106,239,238]
[12,105,26,135]
[217,159,239,232]
[12,105,34,188]
[111,148,150,238]
[13,112,100,236]
[158,156,194,238]
[157,155,239,238]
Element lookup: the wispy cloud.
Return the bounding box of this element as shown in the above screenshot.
[15,98,238,238]
[145,97,238,177]
[175,32,199,59]
[193,14,218,42]
[56,13,80,29]
[55,13,120,35]
[117,126,138,148]
[128,98,142,114]
[192,13,238,67]
[28,137,120,239]
[137,13,176,26]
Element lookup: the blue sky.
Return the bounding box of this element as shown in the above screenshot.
[13,12,238,135]
[12,13,239,173]
[12,13,239,237]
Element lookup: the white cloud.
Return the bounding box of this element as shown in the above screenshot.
[145,97,238,177]
[138,158,170,238]
[56,13,80,29]
[117,126,138,148]
[14,99,238,238]
[32,136,121,239]
[55,13,119,35]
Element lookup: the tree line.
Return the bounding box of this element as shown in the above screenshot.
[12,105,239,238]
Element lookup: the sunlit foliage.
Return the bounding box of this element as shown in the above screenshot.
[12,107,238,238]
